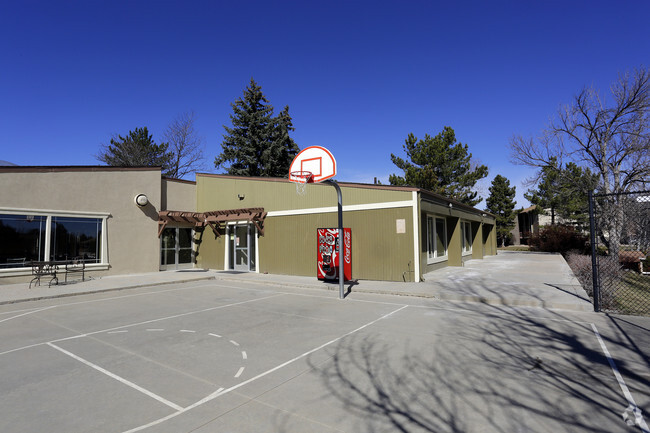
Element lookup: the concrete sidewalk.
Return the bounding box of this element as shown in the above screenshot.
[0,252,594,312]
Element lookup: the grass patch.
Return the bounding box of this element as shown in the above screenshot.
[611,271,650,316]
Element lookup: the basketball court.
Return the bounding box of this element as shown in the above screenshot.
[0,278,648,433]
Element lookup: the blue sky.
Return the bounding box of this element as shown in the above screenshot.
[1,1,649,209]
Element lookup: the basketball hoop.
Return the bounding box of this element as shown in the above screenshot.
[290,171,313,195]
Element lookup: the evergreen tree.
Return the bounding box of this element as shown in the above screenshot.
[389,127,488,206]
[262,105,299,177]
[485,174,517,247]
[525,158,599,228]
[215,79,299,177]
[97,127,173,175]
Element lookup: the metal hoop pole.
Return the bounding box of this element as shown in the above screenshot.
[324,179,344,299]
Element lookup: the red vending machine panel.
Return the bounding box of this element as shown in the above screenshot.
[317,228,351,281]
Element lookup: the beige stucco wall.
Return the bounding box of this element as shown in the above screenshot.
[0,167,163,283]
[162,178,196,211]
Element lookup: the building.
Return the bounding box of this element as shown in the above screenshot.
[510,205,540,245]
[0,166,497,284]
[0,166,194,283]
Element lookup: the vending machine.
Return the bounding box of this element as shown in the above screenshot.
[317,228,352,281]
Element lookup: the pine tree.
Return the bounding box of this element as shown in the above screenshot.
[262,105,299,177]
[389,127,488,206]
[216,79,299,177]
[485,174,517,246]
[525,158,599,228]
[97,127,173,175]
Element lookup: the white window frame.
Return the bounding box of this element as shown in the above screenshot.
[426,214,447,264]
[0,208,109,276]
[461,220,473,255]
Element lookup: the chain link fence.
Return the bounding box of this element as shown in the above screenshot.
[589,191,650,316]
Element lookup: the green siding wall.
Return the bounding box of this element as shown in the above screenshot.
[196,175,412,212]
[197,206,415,282]
[194,175,499,281]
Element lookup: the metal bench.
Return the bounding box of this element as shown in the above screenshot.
[64,259,85,283]
[30,262,60,288]
[29,259,86,288]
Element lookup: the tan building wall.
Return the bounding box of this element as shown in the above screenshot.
[0,167,163,283]
[162,178,196,211]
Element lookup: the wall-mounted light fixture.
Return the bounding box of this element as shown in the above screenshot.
[237,194,245,200]
[134,194,149,207]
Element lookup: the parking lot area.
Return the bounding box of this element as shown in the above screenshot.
[0,279,648,433]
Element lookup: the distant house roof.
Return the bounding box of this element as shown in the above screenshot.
[519,205,537,213]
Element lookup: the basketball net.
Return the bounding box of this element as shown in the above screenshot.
[290,171,312,196]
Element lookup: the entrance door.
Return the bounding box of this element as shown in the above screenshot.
[160,227,194,270]
[228,224,256,272]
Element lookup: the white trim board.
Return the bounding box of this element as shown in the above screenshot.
[0,207,111,218]
[411,191,420,282]
[266,200,414,217]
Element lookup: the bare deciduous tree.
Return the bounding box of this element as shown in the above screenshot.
[510,67,650,255]
[163,111,207,179]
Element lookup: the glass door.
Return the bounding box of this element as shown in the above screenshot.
[160,227,194,270]
[228,223,256,272]
[234,224,249,271]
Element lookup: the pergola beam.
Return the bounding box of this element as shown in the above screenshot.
[158,207,266,238]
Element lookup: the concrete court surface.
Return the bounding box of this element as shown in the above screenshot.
[0,278,648,433]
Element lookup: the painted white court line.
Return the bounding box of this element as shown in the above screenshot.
[208,333,222,338]
[121,305,409,433]
[229,340,239,347]
[241,351,247,360]
[234,366,245,378]
[0,306,56,324]
[0,305,55,316]
[0,294,283,357]
[591,323,649,433]
[48,342,183,412]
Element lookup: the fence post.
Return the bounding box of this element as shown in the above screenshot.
[589,191,600,312]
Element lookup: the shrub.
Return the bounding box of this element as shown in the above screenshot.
[566,251,593,295]
[528,224,587,254]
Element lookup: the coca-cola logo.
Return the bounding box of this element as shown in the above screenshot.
[344,231,351,264]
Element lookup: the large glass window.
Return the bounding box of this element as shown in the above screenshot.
[0,212,105,269]
[51,217,102,263]
[427,215,447,263]
[0,214,47,267]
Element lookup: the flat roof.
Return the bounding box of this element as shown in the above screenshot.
[0,165,162,173]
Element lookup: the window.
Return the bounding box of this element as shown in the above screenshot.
[0,212,106,269]
[0,214,47,267]
[51,217,102,263]
[427,215,447,263]
[462,221,473,254]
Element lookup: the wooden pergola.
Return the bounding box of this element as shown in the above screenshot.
[158,207,267,238]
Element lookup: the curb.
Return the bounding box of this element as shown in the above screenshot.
[0,275,216,306]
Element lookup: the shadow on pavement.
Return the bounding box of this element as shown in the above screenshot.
[300,295,648,432]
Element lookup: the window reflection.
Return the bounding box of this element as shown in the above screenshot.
[0,214,46,267]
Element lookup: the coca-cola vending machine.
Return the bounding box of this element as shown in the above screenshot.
[317,228,351,281]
